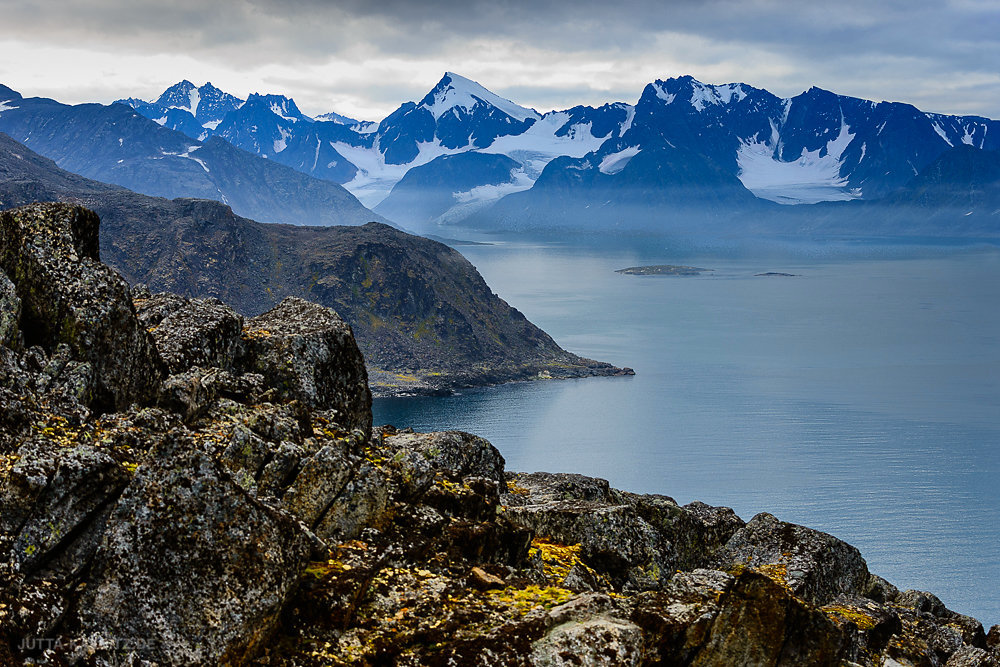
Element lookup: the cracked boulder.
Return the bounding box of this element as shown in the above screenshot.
[0,203,163,411]
[245,297,371,435]
[67,431,314,665]
[714,512,870,606]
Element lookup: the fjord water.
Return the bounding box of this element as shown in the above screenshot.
[374,235,1000,624]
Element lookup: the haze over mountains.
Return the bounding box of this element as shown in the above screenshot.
[1,73,998,237]
[100,73,1000,235]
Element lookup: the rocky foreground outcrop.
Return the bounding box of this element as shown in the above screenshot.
[1,203,997,666]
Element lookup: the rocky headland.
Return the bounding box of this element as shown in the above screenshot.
[0,132,631,397]
[1,203,998,666]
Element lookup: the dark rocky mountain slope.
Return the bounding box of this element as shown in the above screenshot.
[0,132,629,395]
[2,203,997,665]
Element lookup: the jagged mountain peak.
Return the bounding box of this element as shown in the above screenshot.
[646,76,757,111]
[316,110,361,126]
[418,72,540,122]
[243,93,310,122]
[155,80,200,113]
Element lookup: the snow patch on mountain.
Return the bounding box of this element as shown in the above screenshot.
[598,146,640,174]
[737,118,859,204]
[335,139,463,207]
[481,112,607,176]
[689,81,747,111]
[0,100,18,114]
[619,106,635,136]
[453,169,535,204]
[425,72,540,122]
[652,83,676,105]
[931,121,954,147]
[273,127,291,154]
[270,100,303,122]
[160,145,210,173]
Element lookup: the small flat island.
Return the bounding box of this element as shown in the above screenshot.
[754,272,799,277]
[615,264,712,275]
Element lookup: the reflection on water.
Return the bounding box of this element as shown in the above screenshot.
[374,237,1000,624]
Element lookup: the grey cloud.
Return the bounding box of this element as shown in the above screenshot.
[0,0,998,119]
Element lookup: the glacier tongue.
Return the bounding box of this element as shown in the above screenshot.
[737,119,860,205]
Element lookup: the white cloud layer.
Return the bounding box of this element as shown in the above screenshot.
[1,0,998,121]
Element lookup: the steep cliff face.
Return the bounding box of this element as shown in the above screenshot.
[1,203,997,666]
[0,133,631,395]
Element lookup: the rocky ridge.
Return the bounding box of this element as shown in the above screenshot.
[1,203,997,666]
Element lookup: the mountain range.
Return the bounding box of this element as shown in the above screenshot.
[0,83,379,227]
[106,73,1000,235]
[0,130,628,394]
[2,73,998,237]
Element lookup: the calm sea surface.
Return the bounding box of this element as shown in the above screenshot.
[374,234,1000,624]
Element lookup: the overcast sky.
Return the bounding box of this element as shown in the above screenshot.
[1,0,998,122]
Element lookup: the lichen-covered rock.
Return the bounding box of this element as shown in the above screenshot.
[947,645,1000,667]
[506,498,676,592]
[504,471,618,506]
[715,512,870,605]
[145,296,245,373]
[132,288,188,330]
[822,596,903,661]
[0,203,163,411]
[895,590,987,648]
[1,441,129,575]
[530,598,643,666]
[624,494,745,571]
[0,268,19,347]
[313,462,391,541]
[280,442,357,529]
[383,430,506,485]
[68,431,314,665]
[697,568,856,665]
[632,567,855,665]
[245,297,371,434]
[502,472,742,593]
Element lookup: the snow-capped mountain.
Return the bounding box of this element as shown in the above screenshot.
[316,110,360,125]
[110,74,1000,233]
[475,75,1000,233]
[0,84,380,227]
[116,82,369,184]
[116,74,629,215]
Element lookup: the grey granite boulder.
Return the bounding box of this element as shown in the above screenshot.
[714,512,870,606]
[0,203,163,411]
[143,296,245,374]
[70,431,314,665]
[245,297,371,434]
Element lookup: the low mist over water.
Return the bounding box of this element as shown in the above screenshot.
[376,233,1000,624]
